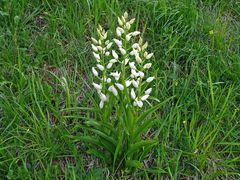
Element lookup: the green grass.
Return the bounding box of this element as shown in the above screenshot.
[0,0,240,179]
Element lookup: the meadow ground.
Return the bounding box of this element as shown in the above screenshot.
[0,0,240,179]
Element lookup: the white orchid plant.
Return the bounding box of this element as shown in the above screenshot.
[80,12,171,172]
[91,12,155,110]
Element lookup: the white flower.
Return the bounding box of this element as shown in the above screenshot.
[100,93,107,102]
[124,58,129,65]
[126,22,131,30]
[103,32,108,39]
[92,67,98,76]
[108,85,118,96]
[107,78,111,83]
[131,88,136,99]
[119,47,126,55]
[112,50,119,59]
[131,69,139,77]
[145,88,152,95]
[117,27,124,33]
[129,18,135,24]
[97,64,104,71]
[141,94,149,101]
[105,40,110,45]
[136,100,143,108]
[129,62,136,70]
[107,63,113,69]
[109,59,118,64]
[125,80,131,87]
[97,46,103,51]
[143,63,152,69]
[146,76,155,83]
[132,43,140,49]
[130,49,138,56]
[118,17,123,26]
[115,83,124,91]
[126,34,131,41]
[106,42,113,49]
[91,37,98,44]
[92,82,102,91]
[139,71,144,78]
[124,12,128,19]
[142,42,148,50]
[116,28,122,37]
[93,52,100,60]
[132,80,139,88]
[99,100,104,109]
[135,55,142,63]
[110,71,121,81]
[113,39,122,47]
[146,53,154,59]
[105,51,110,56]
[133,100,137,106]
[91,44,98,52]
[132,31,140,36]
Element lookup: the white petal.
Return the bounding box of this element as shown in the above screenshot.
[97,46,102,51]
[119,47,126,55]
[135,55,142,63]
[107,78,111,83]
[124,12,128,19]
[126,22,131,30]
[131,69,138,77]
[110,71,121,81]
[131,89,136,99]
[132,31,140,36]
[139,71,144,78]
[110,59,118,64]
[146,77,155,83]
[124,58,129,65]
[126,34,131,41]
[146,53,154,59]
[92,67,98,76]
[91,37,98,44]
[125,80,131,87]
[107,63,113,69]
[132,43,140,49]
[91,44,98,52]
[112,50,119,59]
[145,88,152,95]
[92,82,102,91]
[116,28,122,37]
[105,40,110,45]
[115,83,124,91]
[113,39,122,47]
[141,94,149,101]
[106,42,113,49]
[111,86,118,96]
[105,51,110,56]
[129,62,136,70]
[137,100,143,108]
[143,63,152,69]
[129,18,135,24]
[132,80,139,88]
[97,64,104,71]
[100,93,107,101]
[93,52,100,60]
[142,42,148,50]
[99,100,104,109]
[118,17,123,26]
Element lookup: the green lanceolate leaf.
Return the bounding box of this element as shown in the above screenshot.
[125,160,143,169]
[136,97,174,124]
[126,140,158,158]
